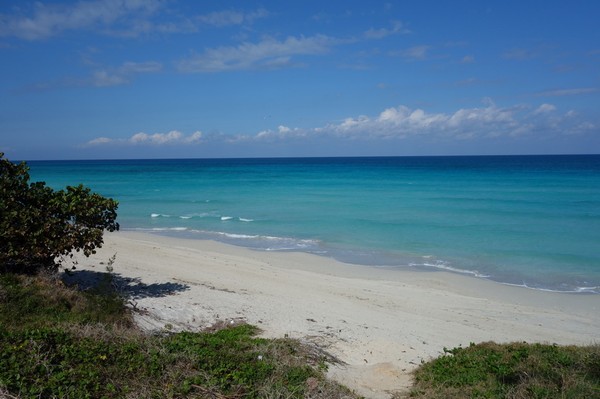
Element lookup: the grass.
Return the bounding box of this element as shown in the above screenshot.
[0,271,129,329]
[2,272,598,399]
[407,341,600,399]
[0,272,358,399]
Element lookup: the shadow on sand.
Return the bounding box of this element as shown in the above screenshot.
[62,269,190,300]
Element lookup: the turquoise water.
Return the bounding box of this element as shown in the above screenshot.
[27,155,600,293]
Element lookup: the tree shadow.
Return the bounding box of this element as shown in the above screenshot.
[62,269,190,300]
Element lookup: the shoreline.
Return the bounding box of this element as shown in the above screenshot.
[72,231,600,398]
[126,227,600,295]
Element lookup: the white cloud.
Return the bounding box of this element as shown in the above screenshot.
[186,131,203,143]
[241,101,534,143]
[83,101,597,149]
[130,130,204,144]
[391,45,431,60]
[278,125,291,134]
[461,55,475,64]
[313,100,576,140]
[0,0,164,40]
[177,35,337,73]
[364,21,409,39]
[90,61,162,87]
[85,130,202,146]
[568,122,596,134]
[91,70,127,87]
[565,110,578,118]
[537,87,598,97]
[120,61,162,74]
[196,8,269,27]
[503,48,537,60]
[21,60,162,90]
[0,2,271,40]
[447,104,514,128]
[338,115,370,131]
[253,125,304,141]
[87,137,113,145]
[533,103,556,114]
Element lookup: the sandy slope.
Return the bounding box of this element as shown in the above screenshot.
[70,231,599,398]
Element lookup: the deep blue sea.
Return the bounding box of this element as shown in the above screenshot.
[27,155,600,294]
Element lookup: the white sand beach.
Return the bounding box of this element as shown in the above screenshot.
[71,231,599,398]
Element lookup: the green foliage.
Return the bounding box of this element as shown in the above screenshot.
[1,153,119,274]
[409,341,600,399]
[167,327,276,397]
[0,273,355,399]
[0,325,327,399]
[0,273,130,331]
[0,326,183,399]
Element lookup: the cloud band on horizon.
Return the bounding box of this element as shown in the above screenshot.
[83,100,595,150]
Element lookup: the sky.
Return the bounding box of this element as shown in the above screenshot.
[1,0,599,160]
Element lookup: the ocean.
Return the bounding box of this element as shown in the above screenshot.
[26,155,600,294]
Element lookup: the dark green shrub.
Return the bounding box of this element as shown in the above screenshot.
[0,153,119,274]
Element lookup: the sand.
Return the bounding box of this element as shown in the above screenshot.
[69,231,599,398]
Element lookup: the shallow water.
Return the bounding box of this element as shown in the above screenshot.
[28,155,600,293]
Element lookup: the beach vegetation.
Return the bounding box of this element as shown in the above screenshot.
[407,341,600,398]
[0,153,119,274]
[0,272,357,398]
[1,260,598,399]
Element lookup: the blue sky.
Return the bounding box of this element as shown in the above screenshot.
[1,0,599,160]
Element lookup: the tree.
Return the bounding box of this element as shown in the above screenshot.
[0,153,119,274]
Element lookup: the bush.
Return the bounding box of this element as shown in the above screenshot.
[0,153,119,274]
[409,341,600,398]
